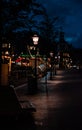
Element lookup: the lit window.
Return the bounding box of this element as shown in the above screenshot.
[2,43,7,48]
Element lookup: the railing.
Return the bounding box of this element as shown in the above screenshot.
[9,64,48,87]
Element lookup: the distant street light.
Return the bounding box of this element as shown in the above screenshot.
[50,51,54,80]
[32,34,39,92]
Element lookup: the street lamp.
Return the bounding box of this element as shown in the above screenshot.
[50,51,54,80]
[32,34,39,92]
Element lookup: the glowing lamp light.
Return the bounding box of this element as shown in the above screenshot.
[32,34,39,45]
[50,52,54,57]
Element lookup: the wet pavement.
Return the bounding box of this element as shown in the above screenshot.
[15,69,82,130]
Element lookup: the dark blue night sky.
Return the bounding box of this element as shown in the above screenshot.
[37,0,82,48]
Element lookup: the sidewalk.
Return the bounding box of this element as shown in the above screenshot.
[15,69,82,130]
[15,70,63,125]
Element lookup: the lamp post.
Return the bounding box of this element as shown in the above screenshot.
[50,51,54,80]
[32,34,39,92]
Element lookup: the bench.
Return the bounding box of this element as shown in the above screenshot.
[0,86,36,128]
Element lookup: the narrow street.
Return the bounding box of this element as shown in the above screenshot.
[15,69,82,130]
